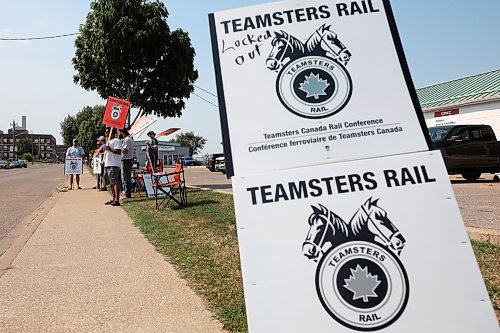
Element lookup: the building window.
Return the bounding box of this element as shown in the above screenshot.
[9,139,13,143]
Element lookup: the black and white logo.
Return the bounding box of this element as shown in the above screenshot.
[111,104,122,120]
[69,160,78,171]
[302,198,409,331]
[267,24,352,119]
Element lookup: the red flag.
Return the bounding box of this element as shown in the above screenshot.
[102,97,131,129]
[157,128,181,137]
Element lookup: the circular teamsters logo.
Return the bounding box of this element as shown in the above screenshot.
[111,104,122,120]
[316,241,409,331]
[70,161,78,171]
[276,56,352,119]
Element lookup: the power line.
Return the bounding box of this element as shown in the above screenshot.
[193,92,219,108]
[0,32,79,41]
[194,84,217,98]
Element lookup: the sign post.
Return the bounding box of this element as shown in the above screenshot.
[209,0,498,332]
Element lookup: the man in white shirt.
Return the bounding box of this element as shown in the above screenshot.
[103,129,122,206]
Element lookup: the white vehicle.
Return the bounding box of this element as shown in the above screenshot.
[214,156,226,174]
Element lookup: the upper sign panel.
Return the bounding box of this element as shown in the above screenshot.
[210,0,431,177]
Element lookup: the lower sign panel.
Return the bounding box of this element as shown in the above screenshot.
[232,151,497,332]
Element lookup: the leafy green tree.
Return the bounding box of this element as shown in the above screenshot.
[21,152,33,162]
[72,0,198,124]
[77,105,106,156]
[172,131,207,156]
[60,105,106,155]
[60,115,78,147]
[16,138,38,157]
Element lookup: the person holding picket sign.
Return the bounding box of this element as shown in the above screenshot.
[103,129,122,206]
[66,139,85,190]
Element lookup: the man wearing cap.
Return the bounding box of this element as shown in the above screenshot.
[120,128,135,199]
[146,130,159,169]
[104,130,122,206]
[66,138,85,190]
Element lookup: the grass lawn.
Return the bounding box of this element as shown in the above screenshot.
[123,188,499,332]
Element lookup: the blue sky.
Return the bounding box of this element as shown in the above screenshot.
[1,0,499,155]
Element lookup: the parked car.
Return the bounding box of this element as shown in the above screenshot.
[9,161,21,168]
[18,160,28,168]
[429,124,500,181]
[181,156,198,166]
[206,153,224,172]
[214,156,226,174]
[0,160,9,169]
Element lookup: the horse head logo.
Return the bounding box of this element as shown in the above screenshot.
[302,204,349,262]
[266,30,305,72]
[305,24,351,65]
[303,198,406,258]
[350,198,406,255]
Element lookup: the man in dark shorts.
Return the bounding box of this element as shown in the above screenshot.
[103,130,122,206]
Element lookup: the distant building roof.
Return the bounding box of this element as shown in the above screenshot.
[417,69,500,111]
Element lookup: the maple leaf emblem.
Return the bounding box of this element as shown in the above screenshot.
[343,265,381,302]
[299,73,330,99]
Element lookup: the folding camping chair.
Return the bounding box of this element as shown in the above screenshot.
[133,170,145,192]
[152,163,187,210]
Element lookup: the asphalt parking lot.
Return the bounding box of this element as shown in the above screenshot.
[449,174,499,231]
[184,167,499,232]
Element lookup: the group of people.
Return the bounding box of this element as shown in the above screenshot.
[67,127,159,207]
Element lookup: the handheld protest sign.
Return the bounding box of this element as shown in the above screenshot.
[102,96,131,129]
[157,128,181,137]
[209,0,432,177]
[129,115,157,137]
[64,158,83,175]
[232,151,498,332]
[93,156,101,174]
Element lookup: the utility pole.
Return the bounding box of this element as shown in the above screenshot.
[31,131,34,164]
[11,120,16,160]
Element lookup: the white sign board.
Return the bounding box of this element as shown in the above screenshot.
[142,173,170,199]
[64,158,83,175]
[210,0,431,176]
[93,156,101,174]
[232,151,497,332]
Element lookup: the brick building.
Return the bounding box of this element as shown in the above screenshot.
[0,116,57,161]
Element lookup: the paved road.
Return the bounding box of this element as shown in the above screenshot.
[184,167,232,193]
[185,167,499,231]
[0,164,65,241]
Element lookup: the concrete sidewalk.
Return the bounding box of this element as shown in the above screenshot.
[0,172,226,333]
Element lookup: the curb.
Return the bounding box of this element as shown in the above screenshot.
[467,227,500,246]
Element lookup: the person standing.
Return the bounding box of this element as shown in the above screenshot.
[66,138,85,190]
[120,128,135,199]
[146,130,158,169]
[104,130,122,206]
